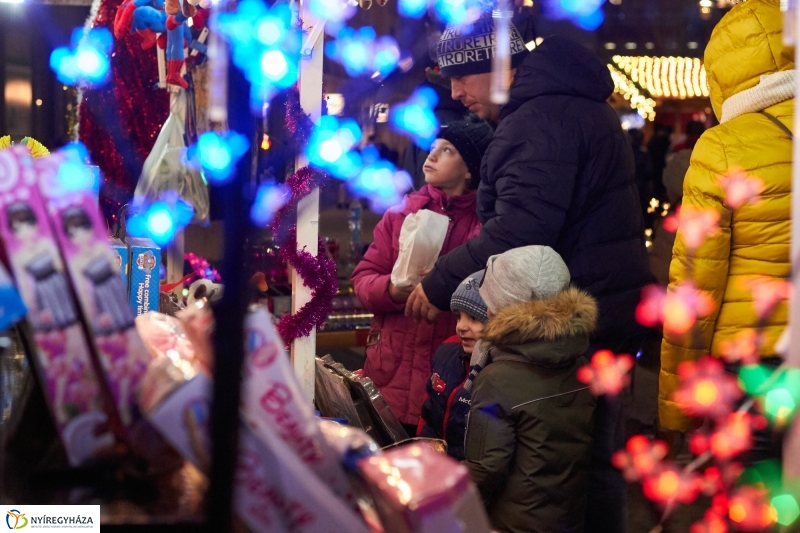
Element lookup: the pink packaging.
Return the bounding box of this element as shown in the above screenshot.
[357,443,492,533]
[135,310,370,533]
[242,307,358,510]
[0,146,117,465]
[34,151,152,428]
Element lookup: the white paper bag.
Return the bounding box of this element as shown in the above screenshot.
[390,210,449,289]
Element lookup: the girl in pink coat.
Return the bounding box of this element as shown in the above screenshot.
[351,116,493,431]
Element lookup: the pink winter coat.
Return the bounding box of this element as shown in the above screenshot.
[351,185,481,425]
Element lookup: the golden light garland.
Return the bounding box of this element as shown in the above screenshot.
[607,63,657,121]
[612,56,709,99]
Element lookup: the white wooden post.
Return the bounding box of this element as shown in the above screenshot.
[783,1,800,490]
[290,10,324,403]
[165,89,186,295]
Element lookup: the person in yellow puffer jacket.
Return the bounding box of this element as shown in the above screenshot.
[660,0,793,433]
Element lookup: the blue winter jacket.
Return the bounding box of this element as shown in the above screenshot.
[417,336,471,461]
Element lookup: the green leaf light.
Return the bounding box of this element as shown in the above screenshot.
[771,494,800,526]
[738,364,771,395]
[765,388,796,423]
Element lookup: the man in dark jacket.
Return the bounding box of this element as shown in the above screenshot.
[405,17,651,533]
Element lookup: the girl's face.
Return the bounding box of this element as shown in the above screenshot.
[69,226,93,246]
[423,139,470,197]
[12,220,38,241]
[454,310,485,355]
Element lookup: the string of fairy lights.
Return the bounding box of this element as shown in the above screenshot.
[608,55,710,121]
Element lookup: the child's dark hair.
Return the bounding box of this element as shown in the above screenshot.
[62,206,92,238]
[7,202,37,232]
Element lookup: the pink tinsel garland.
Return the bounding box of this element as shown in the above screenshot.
[185,252,222,283]
[270,88,337,345]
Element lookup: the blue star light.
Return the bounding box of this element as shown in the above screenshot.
[325,26,400,78]
[348,146,413,213]
[213,0,301,108]
[307,0,356,30]
[53,143,99,193]
[430,0,486,25]
[127,192,194,246]
[398,0,427,18]
[187,131,250,184]
[545,0,606,31]
[50,28,113,87]
[306,115,363,180]
[250,182,291,227]
[389,86,440,150]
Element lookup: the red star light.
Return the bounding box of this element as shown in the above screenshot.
[636,282,716,335]
[577,350,634,396]
[719,329,760,365]
[642,466,701,504]
[611,435,669,482]
[673,357,743,419]
[691,507,729,533]
[717,166,764,210]
[674,205,721,250]
[728,486,777,531]
[690,412,761,460]
[740,276,792,320]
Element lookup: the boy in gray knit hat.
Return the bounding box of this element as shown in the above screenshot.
[417,270,487,461]
[463,245,598,532]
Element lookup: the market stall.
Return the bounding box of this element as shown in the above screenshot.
[3,0,800,531]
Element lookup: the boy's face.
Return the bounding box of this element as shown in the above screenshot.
[454,310,484,355]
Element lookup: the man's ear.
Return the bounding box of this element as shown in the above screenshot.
[487,309,494,319]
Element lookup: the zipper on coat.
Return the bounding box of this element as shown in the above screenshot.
[442,358,470,437]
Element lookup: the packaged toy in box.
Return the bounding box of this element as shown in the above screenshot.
[0,146,118,465]
[35,152,153,430]
[357,443,492,533]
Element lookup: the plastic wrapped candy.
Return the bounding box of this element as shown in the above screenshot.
[357,443,492,533]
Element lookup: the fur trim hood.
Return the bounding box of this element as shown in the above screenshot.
[483,287,598,346]
[477,287,598,368]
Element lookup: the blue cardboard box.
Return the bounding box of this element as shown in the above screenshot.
[110,239,130,298]
[129,238,161,316]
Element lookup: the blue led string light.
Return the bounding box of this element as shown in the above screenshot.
[389,86,440,150]
[50,28,113,87]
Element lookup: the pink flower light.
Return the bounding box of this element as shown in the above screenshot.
[719,329,760,365]
[642,465,702,504]
[717,166,764,210]
[676,205,721,250]
[635,282,716,336]
[690,412,761,460]
[673,357,743,419]
[728,486,777,531]
[740,276,792,320]
[611,435,669,482]
[576,350,634,396]
[663,211,680,233]
[690,507,729,533]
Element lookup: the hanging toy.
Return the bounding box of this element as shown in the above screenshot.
[114,0,166,50]
[0,136,50,158]
[115,0,207,89]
